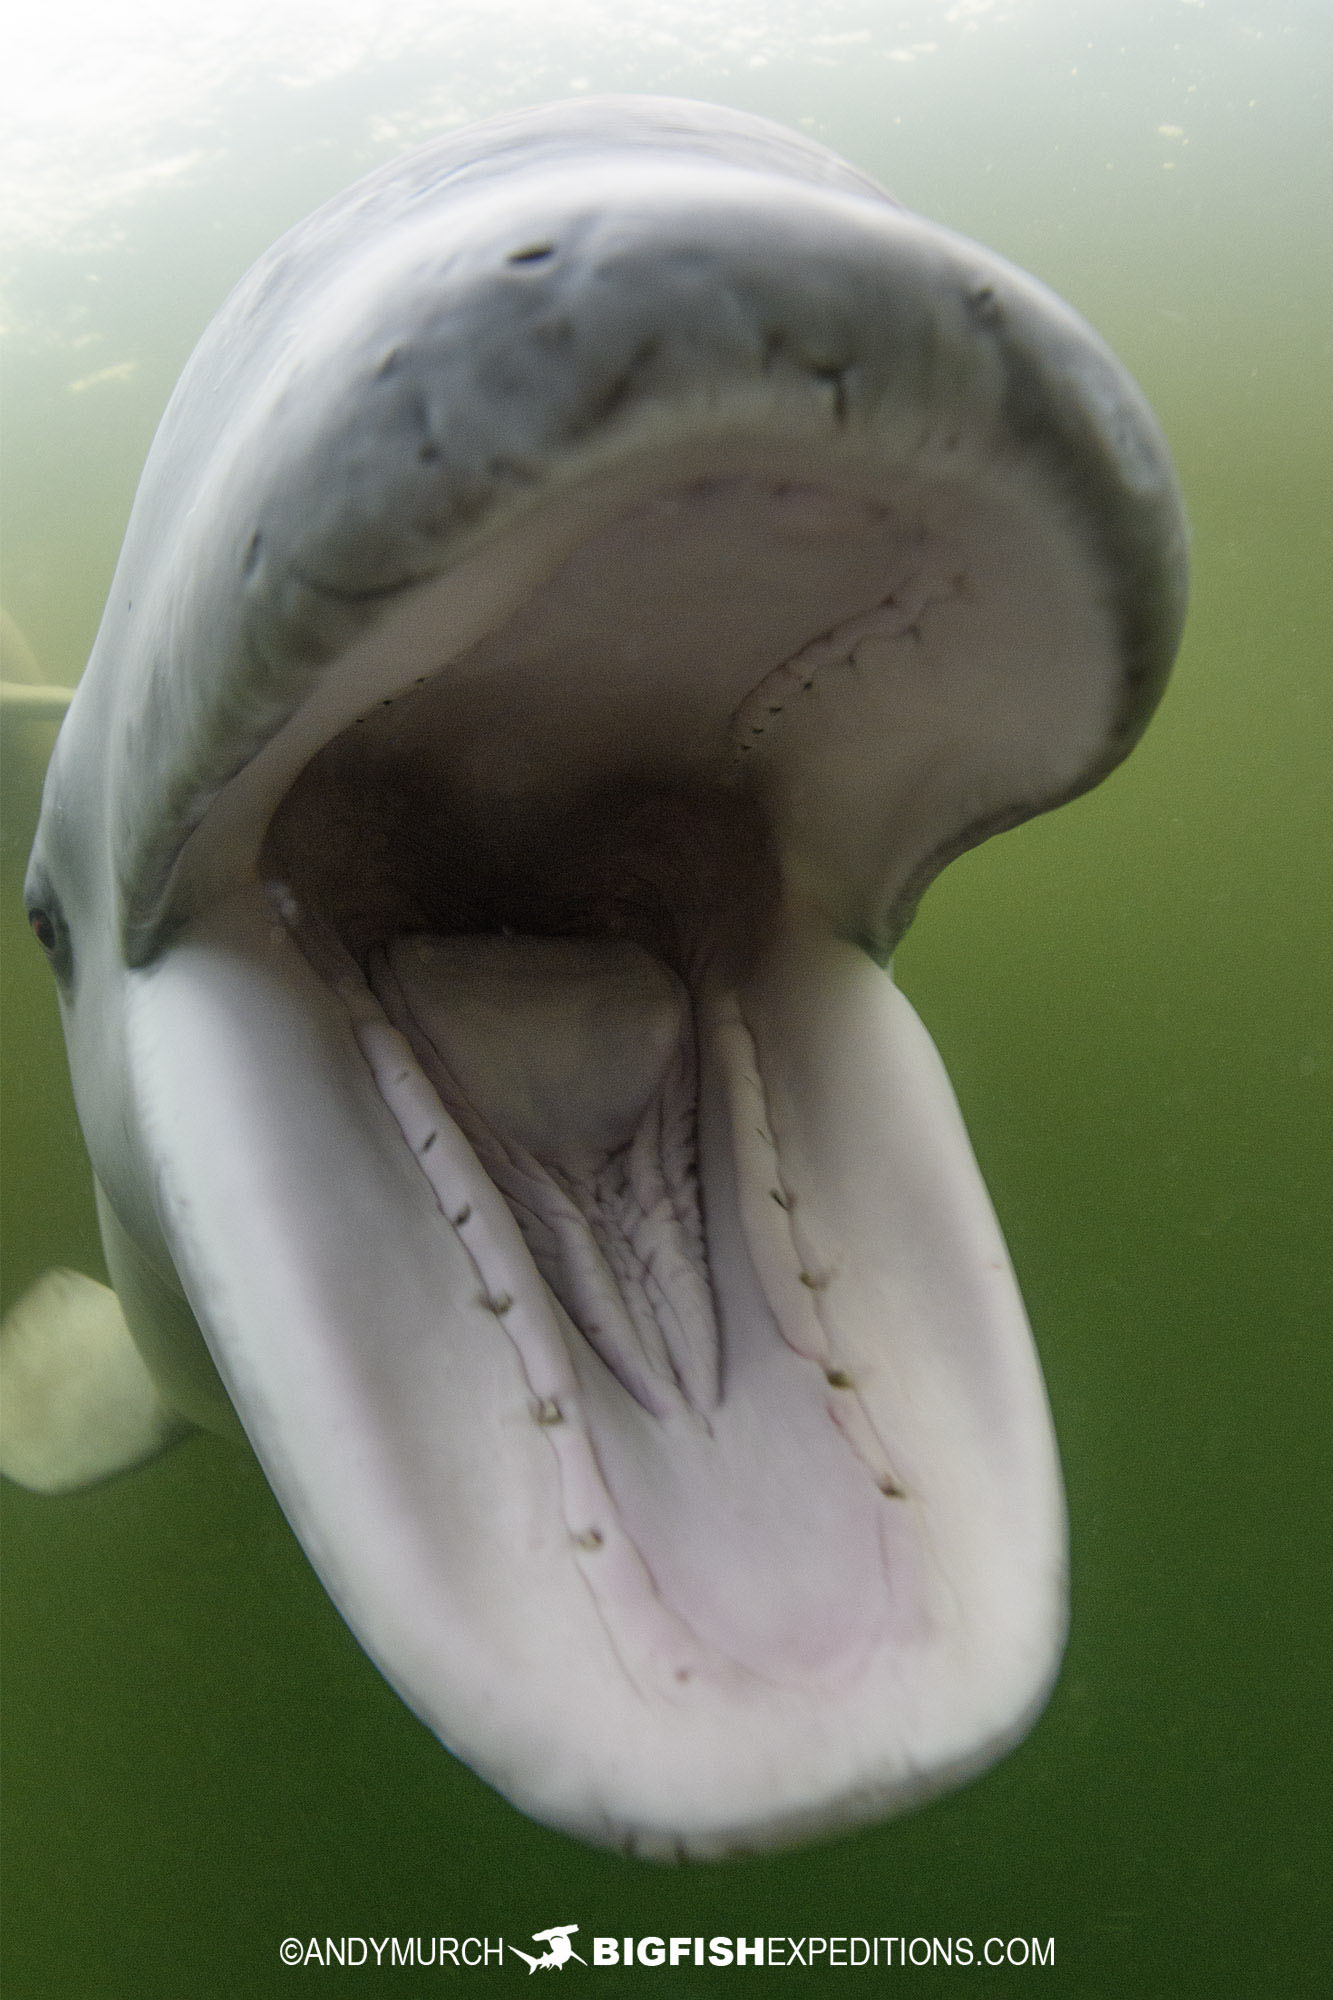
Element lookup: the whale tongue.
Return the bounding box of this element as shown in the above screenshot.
[367,934,719,1420]
[360,928,915,1682]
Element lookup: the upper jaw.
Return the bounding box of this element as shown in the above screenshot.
[98,150,1182,970]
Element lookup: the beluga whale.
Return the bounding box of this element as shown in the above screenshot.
[4,96,1188,1856]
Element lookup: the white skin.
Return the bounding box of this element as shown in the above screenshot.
[4,96,1186,1856]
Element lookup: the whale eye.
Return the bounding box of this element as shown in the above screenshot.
[25,899,72,983]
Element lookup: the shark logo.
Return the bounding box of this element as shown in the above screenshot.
[508,1924,586,1973]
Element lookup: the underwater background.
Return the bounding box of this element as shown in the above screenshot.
[1,2,1328,1993]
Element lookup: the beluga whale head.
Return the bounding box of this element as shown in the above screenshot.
[17,96,1187,1856]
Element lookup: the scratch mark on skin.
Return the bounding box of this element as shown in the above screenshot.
[729,570,961,755]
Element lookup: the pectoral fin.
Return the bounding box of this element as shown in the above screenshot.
[0,1268,187,1493]
[0,679,75,719]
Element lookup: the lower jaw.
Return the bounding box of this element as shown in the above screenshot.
[127,872,1064,1851]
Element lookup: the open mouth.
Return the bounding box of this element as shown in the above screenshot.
[130,451,1101,1851]
[261,467,989,1689]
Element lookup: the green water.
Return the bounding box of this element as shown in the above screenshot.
[1,4,1329,1995]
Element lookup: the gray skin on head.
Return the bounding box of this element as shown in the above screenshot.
[12,96,1186,1856]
